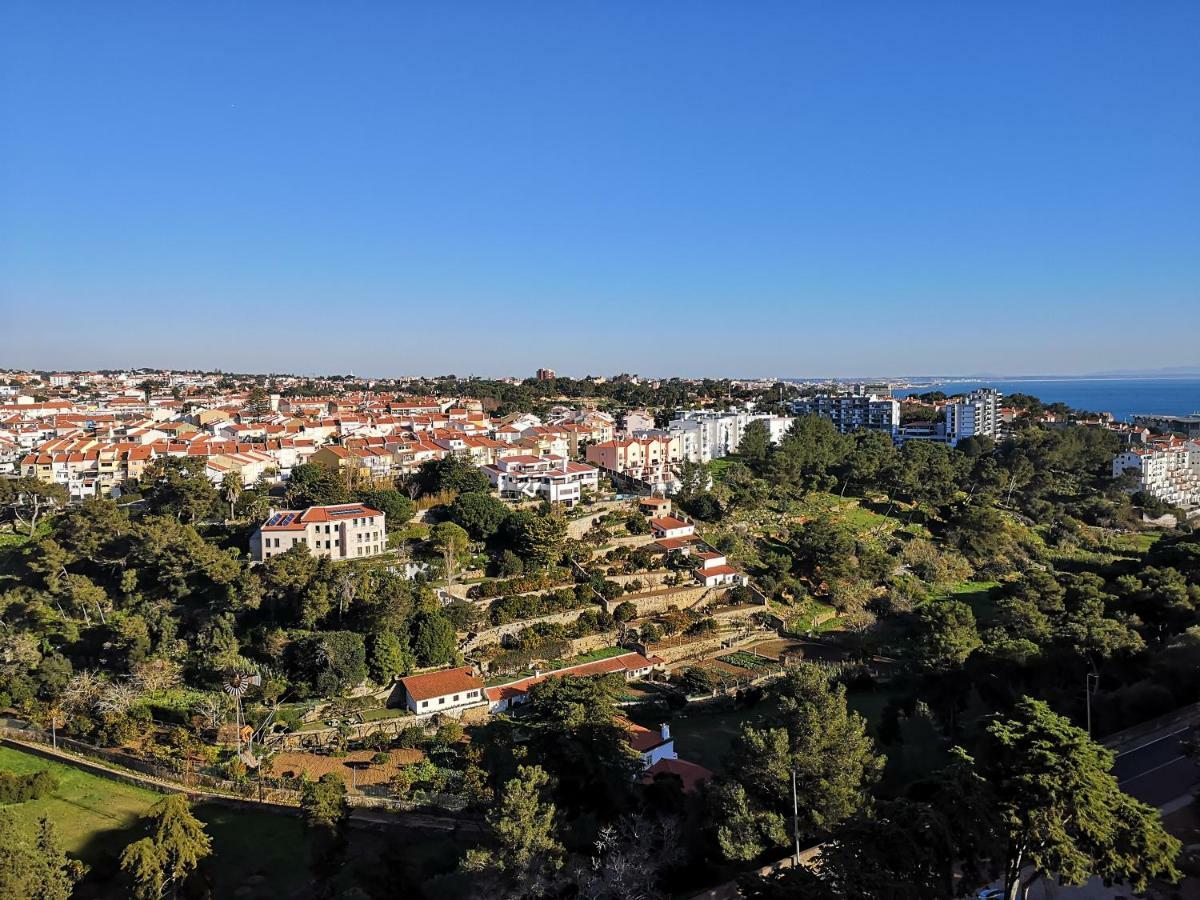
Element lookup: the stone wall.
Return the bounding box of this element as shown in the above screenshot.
[608,584,719,617]
[603,570,675,590]
[565,630,620,656]
[461,603,604,653]
[643,633,728,664]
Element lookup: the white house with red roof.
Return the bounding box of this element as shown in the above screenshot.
[693,550,749,588]
[399,666,486,715]
[650,516,695,540]
[251,503,386,562]
[618,717,677,768]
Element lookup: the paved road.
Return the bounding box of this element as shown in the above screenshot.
[1113,725,1200,807]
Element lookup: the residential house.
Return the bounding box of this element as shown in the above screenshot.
[482,454,599,506]
[251,503,386,562]
[399,667,486,715]
[650,516,695,540]
[693,550,749,588]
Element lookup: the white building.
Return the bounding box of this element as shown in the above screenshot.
[1113,438,1200,510]
[944,389,1002,446]
[622,719,677,768]
[650,516,695,540]
[251,502,386,562]
[399,667,486,715]
[667,411,750,463]
[481,454,599,506]
[693,550,749,587]
[750,414,796,444]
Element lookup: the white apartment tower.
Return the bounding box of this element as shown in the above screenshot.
[944,389,1001,445]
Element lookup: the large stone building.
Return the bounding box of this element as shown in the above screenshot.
[251,502,386,562]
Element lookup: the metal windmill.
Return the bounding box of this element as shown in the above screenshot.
[222,671,261,757]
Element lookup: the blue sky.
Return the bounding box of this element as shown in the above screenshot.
[2,3,1198,378]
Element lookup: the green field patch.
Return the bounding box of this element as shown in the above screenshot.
[927,580,1003,625]
[720,651,781,674]
[0,745,319,897]
[0,744,160,860]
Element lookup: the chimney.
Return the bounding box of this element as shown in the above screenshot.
[659,722,671,742]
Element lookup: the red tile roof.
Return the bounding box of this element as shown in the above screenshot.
[642,758,714,793]
[401,667,484,702]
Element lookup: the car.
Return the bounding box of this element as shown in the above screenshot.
[978,890,1004,900]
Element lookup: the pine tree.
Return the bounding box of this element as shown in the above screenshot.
[984,698,1181,899]
[120,794,212,899]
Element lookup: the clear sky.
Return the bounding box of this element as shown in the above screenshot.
[2,3,1198,378]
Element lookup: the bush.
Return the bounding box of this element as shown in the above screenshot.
[0,769,57,803]
[612,601,637,623]
[396,725,427,749]
[469,568,574,600]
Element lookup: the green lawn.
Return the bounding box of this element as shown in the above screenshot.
[707,457,736,481]
[0,521,51,548]
[0,744,159,859]
[0,745,314,898]
[1108,531,1163,554]
[360,706,410,722]
[926,580,1003,625]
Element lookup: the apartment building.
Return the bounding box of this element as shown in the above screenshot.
[1113,438,1200,510]
[20,439,155,500]
[481,454,599,505]
[667,411,749,463]
[586,435,681,493]
[944,389,1002,446]
[792,392,900,436]
[251,503,387,562]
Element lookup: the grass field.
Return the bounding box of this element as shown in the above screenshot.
[1108,530,1164,554]
[0,745,314,898]
[926,579,1003,625]
[0,744,158,859]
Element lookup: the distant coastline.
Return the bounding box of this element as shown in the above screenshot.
[889,377,1200,421]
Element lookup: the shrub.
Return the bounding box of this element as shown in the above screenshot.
[0,769,57,803]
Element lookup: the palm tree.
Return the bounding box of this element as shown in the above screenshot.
[221,471,243,520]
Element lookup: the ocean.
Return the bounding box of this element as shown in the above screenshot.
[893,378,1200,422]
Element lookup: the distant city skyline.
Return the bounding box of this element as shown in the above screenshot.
[6,364,1200,382]
[3,3,1198,374]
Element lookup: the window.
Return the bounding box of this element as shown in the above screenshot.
[421,700,428,709]
[453,694,460,702]
[438,697,445,705]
